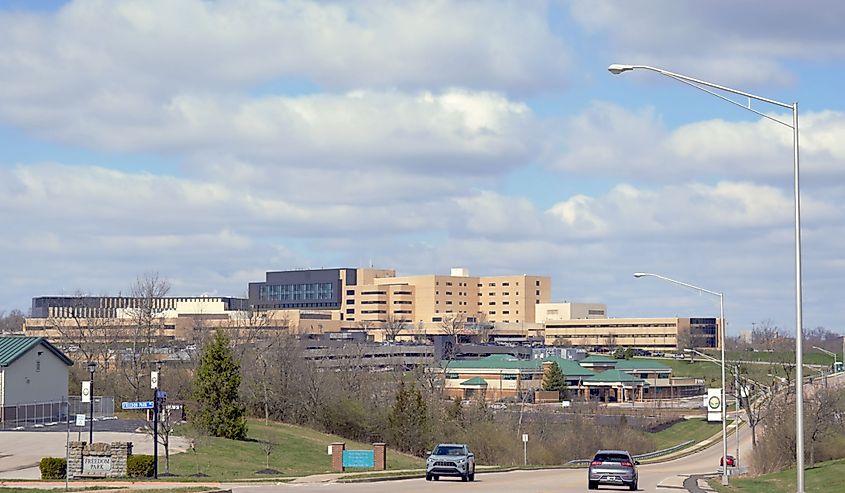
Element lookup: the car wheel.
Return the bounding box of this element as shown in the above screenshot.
[425,474,432,481]
[433,475,439,481]
[588,480,597,490]
[629,481,637,491]
[469,472,475,481]
[461,472,468,482]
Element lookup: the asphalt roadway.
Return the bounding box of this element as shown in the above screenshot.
[225,422,753,493]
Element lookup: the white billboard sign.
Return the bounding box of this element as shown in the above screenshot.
[150,371,159,389]
[706,388,723,422]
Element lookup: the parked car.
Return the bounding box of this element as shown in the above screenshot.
[426,443,475,482]
[588,450,639,491]
[720,455,736,467]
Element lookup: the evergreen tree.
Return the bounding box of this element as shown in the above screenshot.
[542,361,566,393]
[192,331,248,440]
[387,381,429,455]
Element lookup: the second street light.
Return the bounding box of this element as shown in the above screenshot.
[634,272,729,485]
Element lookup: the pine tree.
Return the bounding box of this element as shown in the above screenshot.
[542,361,566,393]
[192,331,248,440]
[387,382,430,455]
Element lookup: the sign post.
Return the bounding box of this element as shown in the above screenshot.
[522,433,529,465]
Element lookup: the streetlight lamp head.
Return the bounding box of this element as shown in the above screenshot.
[608,64,634,75]
[87,361,97,373]
[633,272,648,278]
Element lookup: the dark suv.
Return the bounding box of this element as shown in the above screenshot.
[588,450,639,490]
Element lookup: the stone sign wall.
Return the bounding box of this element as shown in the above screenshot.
[67,442,132,479]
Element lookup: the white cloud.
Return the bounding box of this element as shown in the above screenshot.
[550,103,845,181]
[570,0,845,86]
[0,0,571,96]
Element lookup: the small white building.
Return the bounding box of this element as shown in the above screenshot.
[1,336,72,424]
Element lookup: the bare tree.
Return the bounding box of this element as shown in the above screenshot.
[439,312,467,349]
[46,291,120,370]
[732,365,775,448]
[122,273,170,400]
[804,386,843,467]
[381,314,407,342]
[0,309,26,333]
[752,319,788,351]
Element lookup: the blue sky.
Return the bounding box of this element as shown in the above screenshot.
[2,0,844,336]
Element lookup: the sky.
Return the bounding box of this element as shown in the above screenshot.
[2,0,844,335]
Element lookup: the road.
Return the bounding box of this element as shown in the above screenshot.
[226,422,753,493]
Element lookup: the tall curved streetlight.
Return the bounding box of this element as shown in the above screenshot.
[634,272,728,485]
[612,64,805,493]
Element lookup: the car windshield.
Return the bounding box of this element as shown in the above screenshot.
[593,453,631,463]
[433,446,464,456]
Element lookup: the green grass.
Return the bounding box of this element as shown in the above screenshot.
[649,418,727,450]
[704,350,840,367]
[637,357,824,388]
[166,419,424,480]
[709,457,845,493]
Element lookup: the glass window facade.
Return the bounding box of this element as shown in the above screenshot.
[259,282,334,301]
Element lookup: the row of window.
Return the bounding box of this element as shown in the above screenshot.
[259,282,334,301]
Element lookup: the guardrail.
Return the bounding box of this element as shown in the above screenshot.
[566,440,694,465]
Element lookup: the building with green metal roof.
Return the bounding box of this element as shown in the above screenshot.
[433,352,704,403]
[1,337,73,422]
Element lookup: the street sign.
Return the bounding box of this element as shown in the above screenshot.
[81,381,91,403]
[151,371,159,389]
[75,414,86,427]
[121,401,155,410]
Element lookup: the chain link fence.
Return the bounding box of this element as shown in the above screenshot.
[1,396,114,430]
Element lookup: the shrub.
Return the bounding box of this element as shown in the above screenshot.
[127,454,155,478]
[39,457,66,479]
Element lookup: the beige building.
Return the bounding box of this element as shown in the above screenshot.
[348,268,550,325]
[543,317,720,351]
[534,302,607,323]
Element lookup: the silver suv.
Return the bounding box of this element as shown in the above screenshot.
[588,450,639,490]
[426,443,475,482]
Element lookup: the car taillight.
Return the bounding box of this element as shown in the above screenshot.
[590,460,602,466]
[621,461,633,467]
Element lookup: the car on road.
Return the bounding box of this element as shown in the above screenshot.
[426,443,475,482]
[720,455,736,467]
[588,450,638,490]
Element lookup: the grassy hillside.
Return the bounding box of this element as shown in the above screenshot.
[648,418,728,450]
[709,457,845,493]
[166,418,424,480]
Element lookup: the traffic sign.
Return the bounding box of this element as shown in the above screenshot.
[75,414,86,426]
[121,401,154,410]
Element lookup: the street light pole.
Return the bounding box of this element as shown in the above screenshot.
[87,361,96,445]
[612,64,804,493]
[634,272,728,485]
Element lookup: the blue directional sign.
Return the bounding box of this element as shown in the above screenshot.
[122,401,154,410]
[342,450,375,468]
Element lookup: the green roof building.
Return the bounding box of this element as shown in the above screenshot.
[0,337,73,417]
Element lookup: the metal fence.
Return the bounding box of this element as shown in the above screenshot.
[1,396,115,430]
[567,440,694,465]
